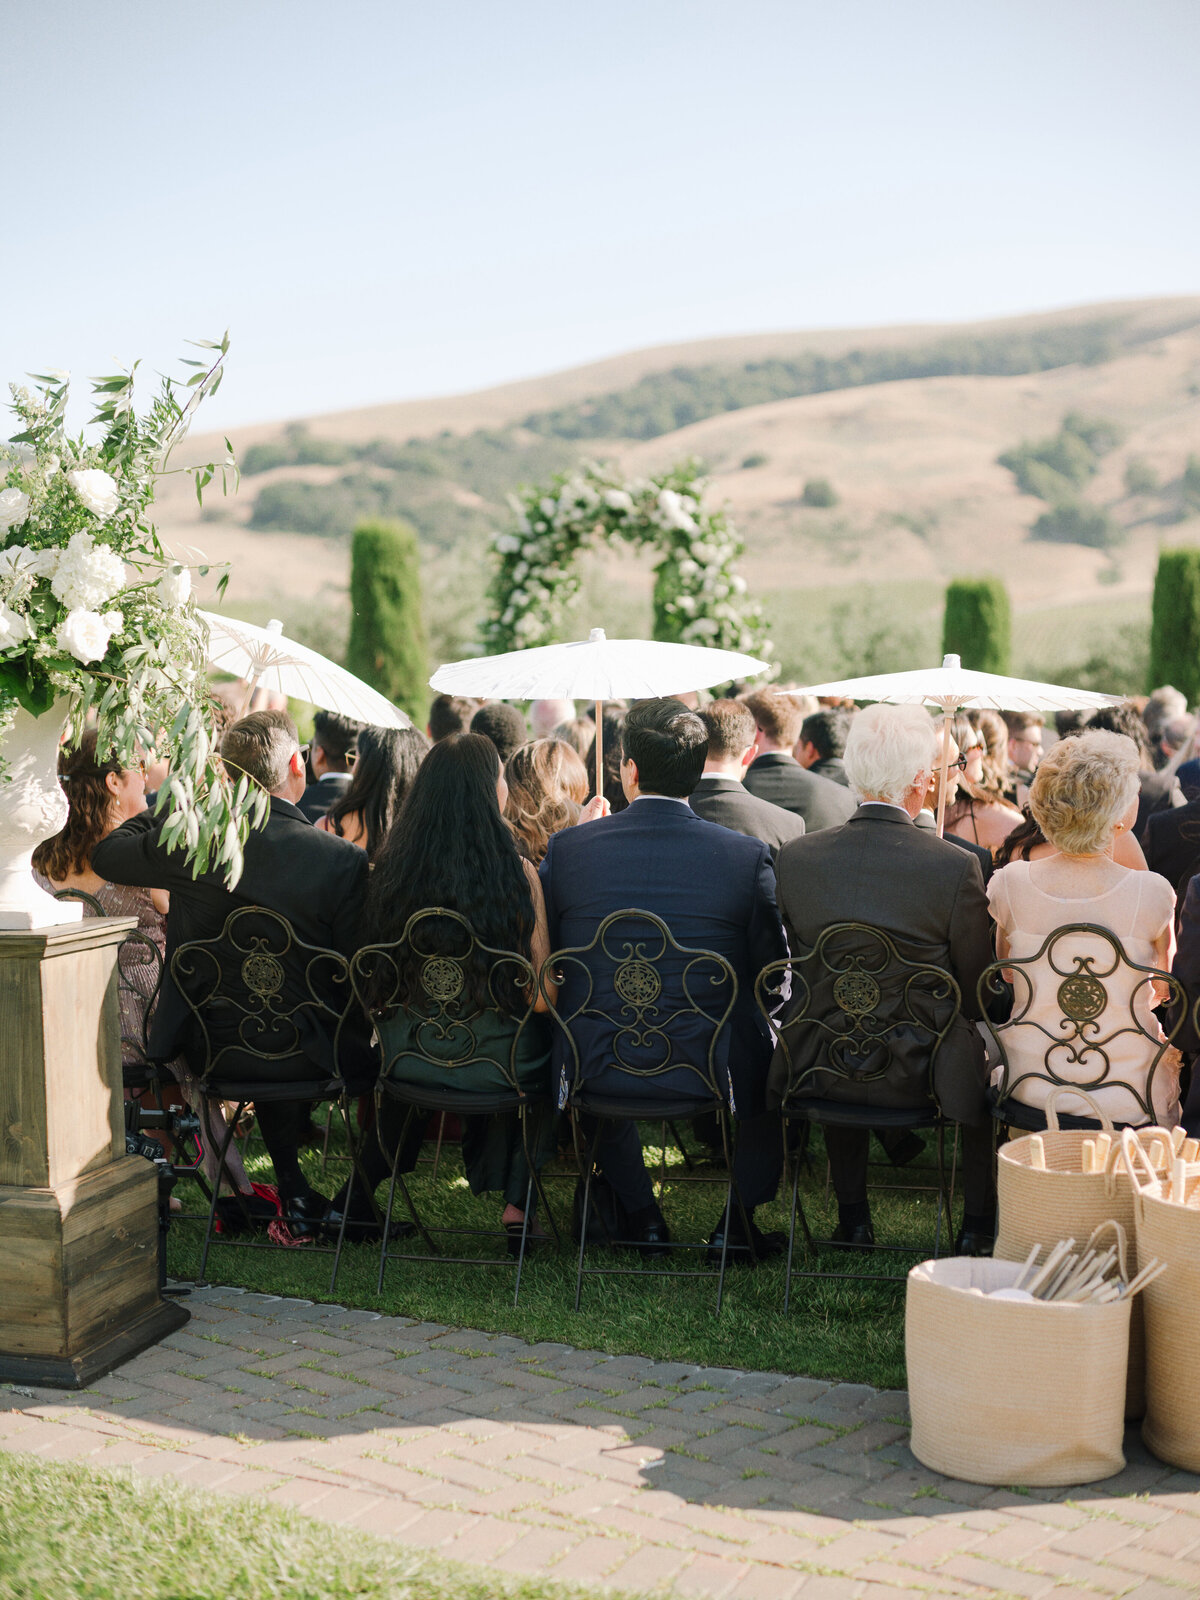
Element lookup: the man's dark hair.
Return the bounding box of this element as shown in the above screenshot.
[800,709,849,761]
[221,710,300,792]
[699,698,756,762]
[428,693,480,743]
[470,701,528,764]
[311,710,360,770]
[622,697,708,797]
[1086,704,1151,764]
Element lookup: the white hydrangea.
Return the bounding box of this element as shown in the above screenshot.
[156,564,192,608]
[0,486,30,530]
[657,489,698,534]
[603,489,634,514]
[66,467,120,521]
[50,532,126,611]
[55,607,122,664]
[0,600,32,649]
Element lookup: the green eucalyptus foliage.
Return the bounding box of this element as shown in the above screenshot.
[942,577,1012,673]
[346,519,428,722]
[0,341,267,883]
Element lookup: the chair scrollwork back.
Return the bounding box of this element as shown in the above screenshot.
[979,921,1183,1125]
[170,905,353,1091]
[349,907,539,1093]
[755,921,961,1109]
[541,908,738,1105]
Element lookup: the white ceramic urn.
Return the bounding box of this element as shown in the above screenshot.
[0,701,83,929]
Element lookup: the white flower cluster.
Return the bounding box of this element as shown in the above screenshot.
[483,461,771,665]
[50,532,126,611]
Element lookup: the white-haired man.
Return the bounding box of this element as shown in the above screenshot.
[767,701,996,1254]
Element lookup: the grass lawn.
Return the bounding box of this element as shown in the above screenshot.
[166,1121,949,1392]
[0,1451,593,1600]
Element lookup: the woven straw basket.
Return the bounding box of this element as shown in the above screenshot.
[907,1251,1131,1486]
[995,1086,1172,1419]
[1121,1131,1200,1472]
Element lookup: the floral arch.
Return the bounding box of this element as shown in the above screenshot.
[482,459,771,663]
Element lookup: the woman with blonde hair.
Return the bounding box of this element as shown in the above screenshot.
[986,730,1179,1126]
[504,738,594,864]
[946,708,1022,852]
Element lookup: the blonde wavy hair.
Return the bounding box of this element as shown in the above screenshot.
[504,738,589,864]
[1028,730,1140,857]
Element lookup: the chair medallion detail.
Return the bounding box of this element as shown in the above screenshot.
[421,955,465,1004]
[241,951,285,999]
[614,958,661,1008]
[832,968,881,1017]
[1056,966,1107,1023]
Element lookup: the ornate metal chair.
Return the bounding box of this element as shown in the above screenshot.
[755,922,962,1301]
[171,905,373,1288]
[980,923,1183,1131]
[349,908,561,1306]
[53,887,207,1185]
[541,908,750,1312]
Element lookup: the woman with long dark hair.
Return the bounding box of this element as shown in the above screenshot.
[317,724,430,858]
[360,733,556,1243]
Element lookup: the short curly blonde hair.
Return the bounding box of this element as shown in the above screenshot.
[1028,730,1140,856]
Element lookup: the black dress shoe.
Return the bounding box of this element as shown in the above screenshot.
[706,1220,787,1267]
[322,1204,416,1245]
[830,1221,876,1251]
[954,1228,995,1257]
[619,1220,671,1260]
[280,1189,330,1236]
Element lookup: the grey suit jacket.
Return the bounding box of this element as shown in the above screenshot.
[688,775,806,861]
[768,804,992,1124]
[743,751,856,833]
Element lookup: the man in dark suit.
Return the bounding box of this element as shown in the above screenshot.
[298,710,360,822]
[1170,876,1200,1136]
[796,709,851,788]
[743,690,856,832]
[1145,797,1200,905]
[539,698,788,1259]
[94,710,373,1230]
[769,701,996,1254]
[689,698,806,861]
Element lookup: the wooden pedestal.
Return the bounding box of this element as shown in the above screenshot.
[0,919,188,1387]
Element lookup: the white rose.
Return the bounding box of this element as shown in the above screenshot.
[66,467,120,521]
[0,600,32,649]
[56,608,114,664]
[0,486,30,530]
[678,558,699,578]
[156,564,192,608]
[603,489,634,513]
[101,609,124,635]
[50,532,125,611]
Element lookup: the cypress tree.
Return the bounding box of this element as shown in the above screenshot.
[941,577,1012,673]
[1148,549,1200,703]
[346,519,428,722]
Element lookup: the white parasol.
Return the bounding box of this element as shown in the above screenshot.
[200,612,411,730]
[795,654,1122,835]
[429,628,769,793]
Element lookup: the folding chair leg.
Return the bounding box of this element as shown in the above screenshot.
[784,1156,802,1314]
[932,1122,948,1260]
[715,1182,733,1314]
[196,1100,246,1284]
[319,1100,334,1174]
[376,1114,408,1296]
[430,1111,447,1181]
[521,1105,561,1250]
[512,1172,535,1308]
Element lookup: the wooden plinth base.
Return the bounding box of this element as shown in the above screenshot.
[0,1154,190,1388]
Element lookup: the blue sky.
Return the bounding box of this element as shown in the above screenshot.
[2,0,1196,430]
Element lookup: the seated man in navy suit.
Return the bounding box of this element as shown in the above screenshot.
[539,698,788,1259]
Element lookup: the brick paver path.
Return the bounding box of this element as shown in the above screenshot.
[3,1288,1199,1598]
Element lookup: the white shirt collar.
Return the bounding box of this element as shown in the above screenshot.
[632,792,692,806]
